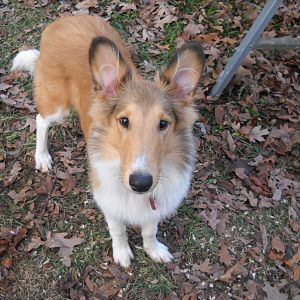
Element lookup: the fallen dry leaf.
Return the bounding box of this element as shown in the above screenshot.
[248,125,270,143]
[19,118,36,133]
[262,282,288,300]
[220,262,241,283]
[75,0,97,10]
[181,21,204,40]
[285,247,300,267]
[259,224,268,253]
[219,240,233,267]
[235,168,248,179]
[0,239,9,256]
[4,161,22,186]
[269,236,285,261]
[289,220,300,232]
[25,236,45,252]
[1,258,12,269]
[192,259,213,274]
[85,275,96,293]
[226,130,236,152]
[182,292,197,300]
[13,227,27,245]
[45,232,84,267]
[98,279,121,298]
[215,106,225,125]
[293,265,300,281]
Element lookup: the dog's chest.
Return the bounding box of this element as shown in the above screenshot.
[91,159,192,226]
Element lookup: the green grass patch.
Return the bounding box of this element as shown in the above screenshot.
[199,107,214,123]
[224,47,235,58]
[170,0,203,14]
[220,20,240,38]
[237,85,251,100]
[110,10,137,35]
[244,107,260,119]
[206,5,218,16]
[164,21,185,47]
[211,124,232,135]
[138,42,150,61]
[179,203,219,256]
[7,254,66,300]
[154,20,185,67]
[70,224,110,272]
[1,3,54,69]
[129,253,176,299]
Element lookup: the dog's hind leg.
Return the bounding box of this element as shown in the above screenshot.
[35,110,66,172]
[34,61,70,172]
[142,220,173,263]
[106,216,134,268]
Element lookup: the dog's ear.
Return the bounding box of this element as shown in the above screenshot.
[89,37,131,97]
[157,42,205,104]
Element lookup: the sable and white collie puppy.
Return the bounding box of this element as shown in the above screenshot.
[12,16,205,267]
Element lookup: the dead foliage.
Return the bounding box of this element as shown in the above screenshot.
[0,0,299,299]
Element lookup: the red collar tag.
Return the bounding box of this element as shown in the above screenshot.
[150,197,156,210]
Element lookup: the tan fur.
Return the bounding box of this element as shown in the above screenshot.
[32,15,204,193]
[89,81,173,189]
[34,16,139,138]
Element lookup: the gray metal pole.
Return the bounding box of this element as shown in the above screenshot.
[255,37,300,51]
[209,0,283,98]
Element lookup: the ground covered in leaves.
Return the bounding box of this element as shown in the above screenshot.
[0,1,299,299]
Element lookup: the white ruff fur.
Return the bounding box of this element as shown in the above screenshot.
[92,159,192,226]
[91,157,192,267]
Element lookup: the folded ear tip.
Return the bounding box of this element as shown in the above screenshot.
[88,36,132,94]
[89,36,119,65]
[178,41,205,66]
[158,41,206,102]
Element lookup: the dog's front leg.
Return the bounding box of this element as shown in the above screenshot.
[142,220,173,263]
[106,215,133,268]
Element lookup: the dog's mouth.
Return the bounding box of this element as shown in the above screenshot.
[124,182,156,210]
[131,185,151,193]
[149,197,156,210]
[120,171,158,210]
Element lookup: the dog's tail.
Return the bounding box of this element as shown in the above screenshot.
[11,49,40,76]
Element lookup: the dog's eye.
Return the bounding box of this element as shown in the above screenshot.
[159,120,168,131]
[119,117,129,128]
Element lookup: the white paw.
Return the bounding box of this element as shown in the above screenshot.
[144,241,173,263]
[35,151,53,172]
[113,244,134,268]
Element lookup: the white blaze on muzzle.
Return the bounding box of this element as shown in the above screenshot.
[132,153,148,173]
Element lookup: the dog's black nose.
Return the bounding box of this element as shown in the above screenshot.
[129,173,153,193]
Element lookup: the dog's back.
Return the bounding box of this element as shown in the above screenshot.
[11,16,138,138]
[35,16,138,137]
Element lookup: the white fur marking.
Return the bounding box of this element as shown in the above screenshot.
[11,49,40,75]
[144,240,173,263]
[91,157,192,265]
[142,221,173,263]
[132,154,147,172]
[106,216,133,267]
[35,110,65,172]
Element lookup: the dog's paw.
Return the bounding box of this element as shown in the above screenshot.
[35,151,53,172]
[113,244,134,268]
[144,241,173,263]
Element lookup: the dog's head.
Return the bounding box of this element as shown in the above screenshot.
[88,37,205,194]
